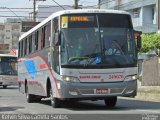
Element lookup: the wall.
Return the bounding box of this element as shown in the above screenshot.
[0,22,22,49]
[142,57,160,86]
[100,0,159,33]
[158,0,160,30]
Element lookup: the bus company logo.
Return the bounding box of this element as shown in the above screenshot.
[109,74,124,80]
[80,76,101,79]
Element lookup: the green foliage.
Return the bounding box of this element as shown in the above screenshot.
[140,33,160,52]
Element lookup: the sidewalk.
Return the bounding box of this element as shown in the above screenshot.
[136,86,160,102]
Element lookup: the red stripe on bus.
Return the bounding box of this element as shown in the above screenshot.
[18,54,61,97]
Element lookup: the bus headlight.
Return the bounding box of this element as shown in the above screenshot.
[125,75,137,81]
[62,76,80,82]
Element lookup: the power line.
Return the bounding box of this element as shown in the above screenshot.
[7,7,22,21]
[0,15,29,17]
[0,11,29,12]
[0,5,74,10]
[51,0,66,10]
[0,7,33,9]
[0,7,23,21]
[0,15,46,18]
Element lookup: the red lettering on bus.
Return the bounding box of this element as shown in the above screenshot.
[40,64,47,69]
[109,74,124,80]
[80,76,101,79]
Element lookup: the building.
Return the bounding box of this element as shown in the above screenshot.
[100,0,160,33]
[32,5,98,22]
[36,5,73,22]
[0,18,22,49]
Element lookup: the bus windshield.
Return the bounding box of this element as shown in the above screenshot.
[0,57,17,75]
[60,14,136,68]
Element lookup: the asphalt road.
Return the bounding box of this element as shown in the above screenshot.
[0,86,160,120]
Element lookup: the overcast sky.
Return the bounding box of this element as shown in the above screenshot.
[0,0,98,7]
[0,0,98,22]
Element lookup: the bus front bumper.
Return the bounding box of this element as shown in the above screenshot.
[0,76,18,86]
[58,80,137,100]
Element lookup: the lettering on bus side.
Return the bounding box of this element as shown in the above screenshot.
[40,64,47,69]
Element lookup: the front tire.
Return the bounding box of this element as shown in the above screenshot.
[50,87,61,108]
[104,97,117,107]
[26,84,34,103]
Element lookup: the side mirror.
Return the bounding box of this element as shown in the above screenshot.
[134,31,142,51]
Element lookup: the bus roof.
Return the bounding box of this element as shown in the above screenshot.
[19,9,130,41]
[0,54,17,57]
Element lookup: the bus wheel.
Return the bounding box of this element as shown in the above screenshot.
[3,85,7,89]
[50,87,61,108]
[26,84,34,103]
[104,97,117,107]
[35,97,42,102]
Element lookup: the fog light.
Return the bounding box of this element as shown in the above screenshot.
[69,91,78,95]
[125,75,137,81]
[62,76,80,82]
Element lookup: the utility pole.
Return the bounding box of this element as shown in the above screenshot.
[74,0,79,9]
[33,0,36,22]
[158,0,160,31]
[30,0,46,22]
[98,0,100,9]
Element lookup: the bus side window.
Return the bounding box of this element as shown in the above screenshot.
[53,18,59,45]
[27,37,29,55]
[32,33,35,53]
[21,40,24,57]
[45,21,51,47]
[43,26,46,48]
[38,30,42,50]
[18,42,21,57]
[29,35,32,53]
[23,39,26,56]
[24,38,28,56]
[52,17,60,74]
[35,31,39,51]
[41,27,45,49]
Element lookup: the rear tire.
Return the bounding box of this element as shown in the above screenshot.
[50,87,61,108]
[104,97,117,107]
[3,85,7,89]
[35,97,42,102]
[26,84,34,103]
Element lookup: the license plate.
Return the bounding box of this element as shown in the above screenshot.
[94,89,109,94]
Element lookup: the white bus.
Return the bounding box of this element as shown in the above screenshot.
[0,54,18,88]
[18,9,142,108]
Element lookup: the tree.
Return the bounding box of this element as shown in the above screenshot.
[140,34,160,53]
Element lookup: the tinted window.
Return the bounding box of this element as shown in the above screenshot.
[98,14,132,28]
